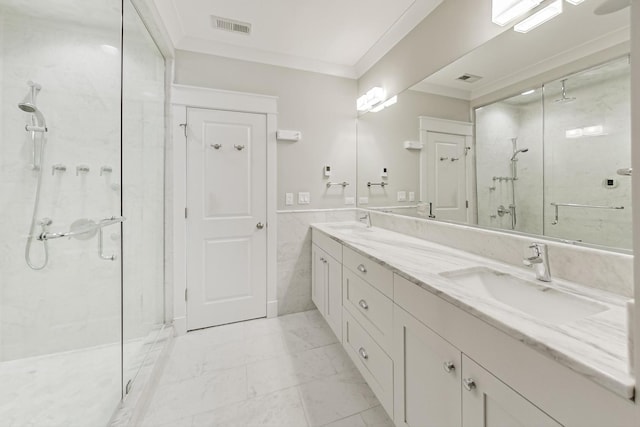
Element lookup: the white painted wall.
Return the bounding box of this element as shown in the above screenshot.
[357,90,470,208]
[173,50,357,211]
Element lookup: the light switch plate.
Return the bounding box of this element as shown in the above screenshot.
[358,196,369,205]
[409,191,415,202]
[397,191,407,202]
[285,193,294,206]
[298,192,310,204]
[344,197,355,205]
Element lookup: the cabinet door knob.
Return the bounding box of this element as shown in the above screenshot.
[358,347,369,360]
[463,378,476,391]
[357,264,367,273]
[256,222,265,229]
[443,361,455,373]
[211,143,222,149]
[358,299,369,310]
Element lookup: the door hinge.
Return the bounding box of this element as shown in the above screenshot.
[185,288,188,301]
[466,200,469,208]
[179,122,187,137]
[185,207,188,219]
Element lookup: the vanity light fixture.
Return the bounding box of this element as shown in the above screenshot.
[521,89,536,95]
[565,128,583,138]
[357,87,387,112]
[582,125,605,136]
[370,96,398,113]
[514,0,563,33]
[492,0,543,26]
[565,125,605,139]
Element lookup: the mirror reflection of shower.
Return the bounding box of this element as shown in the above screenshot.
[19,80,51,270]
[508,137,528,229]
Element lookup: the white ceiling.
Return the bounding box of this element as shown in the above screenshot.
[151,0,443,78]
[412,1,630,100]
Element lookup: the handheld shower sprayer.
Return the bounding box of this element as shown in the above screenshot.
[510,148,529,161]
[19,80,50,270]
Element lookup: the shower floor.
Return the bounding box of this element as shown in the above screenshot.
[0,338,148,427]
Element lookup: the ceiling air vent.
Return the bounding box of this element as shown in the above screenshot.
[211,16,252,35]
[456,73,482,83]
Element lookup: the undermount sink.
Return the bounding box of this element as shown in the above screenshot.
[440,267,608,324]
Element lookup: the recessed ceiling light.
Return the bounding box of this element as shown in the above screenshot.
[565,0,585,4]
[101,44,118,55]
[521,89,536,95]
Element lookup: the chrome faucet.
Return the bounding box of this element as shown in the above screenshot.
[359,212,372,228]
[523,242,551,282]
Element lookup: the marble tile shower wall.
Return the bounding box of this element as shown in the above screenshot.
[543,71,631,249]
[0,12,164,360]
[277,210,357,315]
[476,68,631,249]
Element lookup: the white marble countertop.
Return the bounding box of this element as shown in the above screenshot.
[311,221,634,400]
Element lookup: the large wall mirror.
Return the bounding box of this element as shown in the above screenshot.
[356,1,631,252]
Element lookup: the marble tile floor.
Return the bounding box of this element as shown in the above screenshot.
[140,310,394,427]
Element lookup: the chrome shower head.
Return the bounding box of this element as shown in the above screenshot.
[18,81,46,129]
[510,148,529,161]
[554,79,576,103]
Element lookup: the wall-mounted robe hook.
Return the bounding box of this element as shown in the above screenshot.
[51,164,67,176]
[76,165,90,176]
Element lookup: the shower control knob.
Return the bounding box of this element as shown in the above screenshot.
[256,222,265,229]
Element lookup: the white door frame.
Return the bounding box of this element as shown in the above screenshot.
[171,84,278,335]
[419,116,475,224]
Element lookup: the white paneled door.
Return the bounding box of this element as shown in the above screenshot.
[186,107,267,330]
[424,131,468,222]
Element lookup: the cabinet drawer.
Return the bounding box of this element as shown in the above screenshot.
[312,229,342,262]
[343,268,393,353]
[343,310,393,417]
[343,247,393,298]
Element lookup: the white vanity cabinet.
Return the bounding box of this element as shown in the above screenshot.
[394,304,563,427]
[311,230,343,340]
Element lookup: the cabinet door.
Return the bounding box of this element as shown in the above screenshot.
[324,254,342,340]
[394,306,462,427]
[461,355,562,427]
[311,244,326,313]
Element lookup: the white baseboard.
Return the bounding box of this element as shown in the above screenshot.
[173,316,187,335]
[267,300,278,318]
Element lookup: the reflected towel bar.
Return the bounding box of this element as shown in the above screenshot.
[550,203,623,225]
[38,216,125,240]
[326,181,350,188]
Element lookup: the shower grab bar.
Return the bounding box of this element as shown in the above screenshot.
[550,203,623,225]
[38,216,125,240]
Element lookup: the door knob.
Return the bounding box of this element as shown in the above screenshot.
[256,222,265,229]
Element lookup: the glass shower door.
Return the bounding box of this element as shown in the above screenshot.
[0,1,124,425]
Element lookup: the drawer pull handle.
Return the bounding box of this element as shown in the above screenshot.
[463,378,476,391]
[358,347,369,360]
[443,361,455,373]
[357,264,367,273]
[358,299,369,310]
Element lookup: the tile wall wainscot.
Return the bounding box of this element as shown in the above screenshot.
[366,210,633,298]
[277,209,357,315]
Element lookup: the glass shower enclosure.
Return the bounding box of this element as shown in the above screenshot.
[0,1,166,425]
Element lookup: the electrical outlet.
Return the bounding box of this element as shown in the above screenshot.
[344,197,355,205]
[298,192,310,204]
[397,191,407,202]
[409,192,415,202]
[358,196,369,205]
[285,193,294,206]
